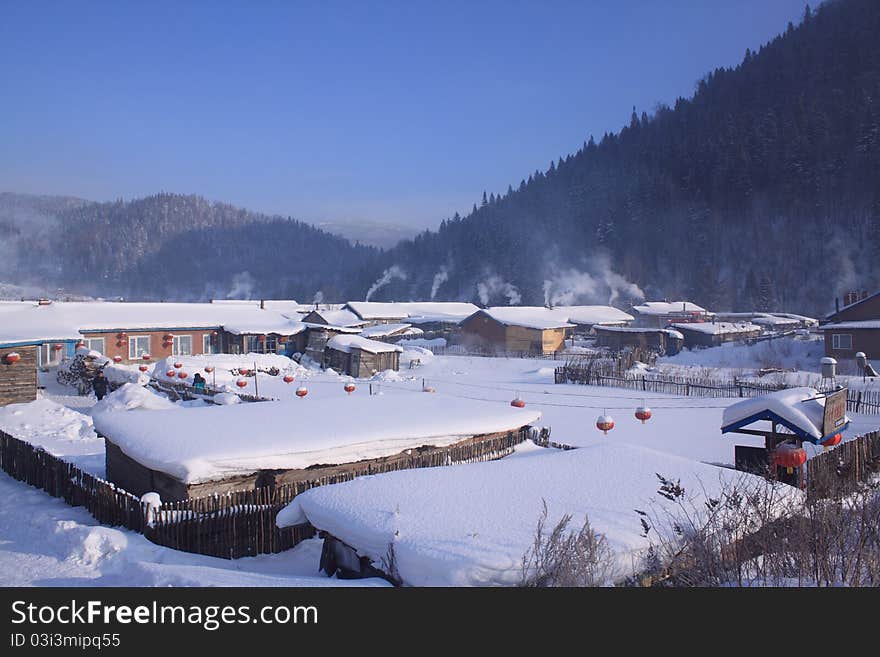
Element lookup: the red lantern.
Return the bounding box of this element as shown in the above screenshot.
[116,341,124,348]
[596,415,614,435]
[820,433,842,449]
[173,362,183,369]
[204,366,215,373]
[235,379,248,388]
[53,343,63,351]
[138,364,149,373]
[772,443,807,473]
[166,369,176,378]
[142,353,151,361]
[164,334,174,341]
[117,332,127,339]
[510,398,526,408]
[211,331,218,337]
[75,342,85,350]
[295,387,308,398]
[283,374,295,384]
[4,352,21,364]
[113,355,122,363]
[239,368,249,376]
[635,406,652,424]
[178,371,188,379]
[258,335,266,343]
[344,383,356,394]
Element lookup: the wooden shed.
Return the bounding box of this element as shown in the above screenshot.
[594,326,683,355]
[95,394,540,500]
[459,308,573,355]
[671,322,762,348]
[324,335,402,377]
[0,343,38,406]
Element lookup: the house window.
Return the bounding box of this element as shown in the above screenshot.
[86,338,104,354]
[832,334,853,350]
[202,334,213,355]
[172,335,193,356]
[128,336,150,359]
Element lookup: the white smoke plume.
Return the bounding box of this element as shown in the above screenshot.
[226,271,256,300]
[312,290,324,305]
[477,275,521,306]
[430,266,449,300]
[365,265,407,301]
[542,258,644,307]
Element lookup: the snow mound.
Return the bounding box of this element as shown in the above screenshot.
[278,441,795,586]
[92,383,179,415]
[212,392,242,405]
[0,398,96,443]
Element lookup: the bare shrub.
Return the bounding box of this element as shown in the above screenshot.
[634,473,880,587]
[520,501,616,587]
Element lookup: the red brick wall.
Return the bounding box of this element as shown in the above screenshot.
[81,330,217,363]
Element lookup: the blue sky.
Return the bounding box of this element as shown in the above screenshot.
[0,0,808,229]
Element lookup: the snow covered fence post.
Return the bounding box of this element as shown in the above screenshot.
[141,491,162,528]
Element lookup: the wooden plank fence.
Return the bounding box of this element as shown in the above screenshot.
[555,362,880,415]
[806,430,880,499]
[0,426,530,559]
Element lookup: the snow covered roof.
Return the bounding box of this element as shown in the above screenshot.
[750,314,801,327]
[554,305,634,325]
[302,322,362,334]
[345,302,480,322]
[210,299,300,313]
[469,307,575,330]
[303,309,366,327]
[221,317,307,336]
[0,301,308,344]
[820,320,880,330]
[770,313,818,325]
[721,387,849,442]
[359,323,414,339]
[633,301,707,315]
[326,335,403,354]
[276,442,791,586]
[594,326,666,334]
[671,322,761,335]
[93,394,541,483]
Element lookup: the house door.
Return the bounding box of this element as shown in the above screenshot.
[350,351,361,377]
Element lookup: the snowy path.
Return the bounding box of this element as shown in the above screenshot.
[0,472,386,587]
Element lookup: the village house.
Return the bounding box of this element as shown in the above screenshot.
[593,326,684,355]
[95,394,539,500]
[632,301,711,328]
[459,307,574,355]
[671,321,762,348]
[820,290,880,360]
[359,323,423,343]
[324,334,402,377]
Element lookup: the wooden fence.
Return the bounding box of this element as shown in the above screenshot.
[806,430,880,498]
[555,361,880,415]
[0,426,529,559]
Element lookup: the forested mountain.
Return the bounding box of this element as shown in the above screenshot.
[54,193,378,300]
[358,0,880,315]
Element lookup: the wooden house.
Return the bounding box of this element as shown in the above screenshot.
[459,308,573,355]
[324,335,402,377]
[671,322,762,348]
[821,290,880,359]
[594,326,683,355]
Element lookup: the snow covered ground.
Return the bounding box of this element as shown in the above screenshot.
[1,349,876,587]
[0,472,388,587]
